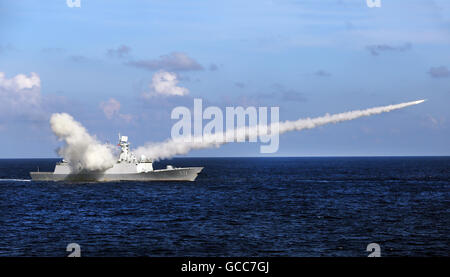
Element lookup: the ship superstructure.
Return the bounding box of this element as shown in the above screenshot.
[30,135,203,182]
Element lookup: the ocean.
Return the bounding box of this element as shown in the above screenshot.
[0,157,448,257]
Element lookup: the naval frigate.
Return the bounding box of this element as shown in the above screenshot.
[30,135,203,182]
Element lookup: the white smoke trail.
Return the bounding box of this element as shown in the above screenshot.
[135,99,425,160]
[50,113,116,172]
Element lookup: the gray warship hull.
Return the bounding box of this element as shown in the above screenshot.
[30,167,203,182]
[30,135,203,182]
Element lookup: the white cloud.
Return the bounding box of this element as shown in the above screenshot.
[144,71,189,97]
[100,98,121,119]
[0,71,42,115]
[0,71,40,90]
[99,98,133,122]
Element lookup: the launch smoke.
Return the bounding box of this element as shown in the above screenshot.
[135,99,425,160]
[50,113,116,172]
[50,99,424,171]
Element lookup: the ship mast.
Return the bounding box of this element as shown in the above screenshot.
[118,134,136,163]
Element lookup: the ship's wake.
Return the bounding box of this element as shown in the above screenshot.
[0,179,31,182]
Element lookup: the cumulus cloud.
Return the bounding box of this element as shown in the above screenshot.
[127,52,203,71]
[0,72,40,91]
[107,45,131,58]
[100,98,121,119]
[99,98,133,122]
[143,71,189,98]
[428,66,450,78]
[366,43,412,56]
[0,71,42,115]
[0,71,81,129]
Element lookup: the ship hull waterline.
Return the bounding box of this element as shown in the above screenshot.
[30,167,203,182]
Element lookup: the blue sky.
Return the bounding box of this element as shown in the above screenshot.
[0,0,449,158]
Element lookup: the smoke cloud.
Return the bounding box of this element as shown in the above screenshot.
[50,113,116,172]
[50,99,424,171]
[135,99,425,160]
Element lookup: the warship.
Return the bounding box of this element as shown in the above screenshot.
[30,135,203,182]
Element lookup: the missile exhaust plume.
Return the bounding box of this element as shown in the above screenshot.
[135,99,425,160]
[50,113,116,172]
[49,99,424,171]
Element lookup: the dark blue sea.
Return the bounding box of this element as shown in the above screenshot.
[0,157,448,257]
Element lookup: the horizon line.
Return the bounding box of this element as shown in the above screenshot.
[0,155,449,160]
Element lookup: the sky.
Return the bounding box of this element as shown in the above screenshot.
[0,0,449,158]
